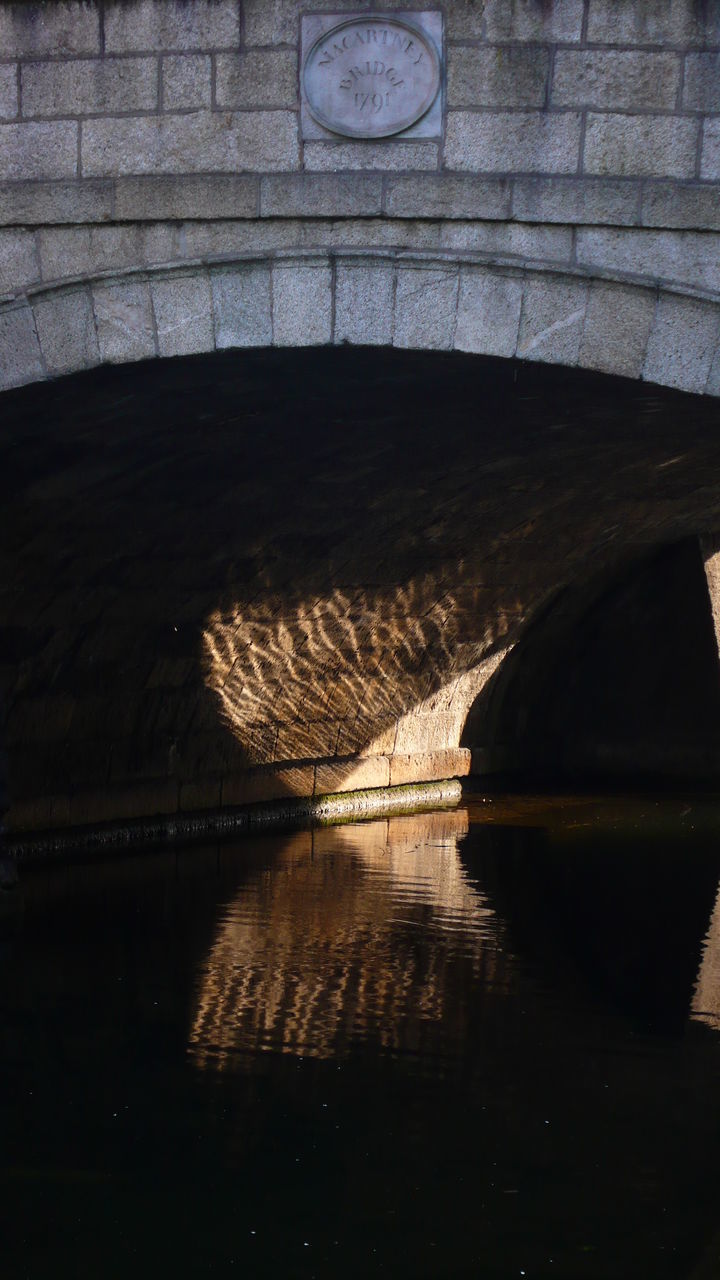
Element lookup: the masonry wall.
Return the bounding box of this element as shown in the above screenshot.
[2,1,720,398]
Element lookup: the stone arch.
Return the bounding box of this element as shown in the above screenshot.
[3,251,720,398]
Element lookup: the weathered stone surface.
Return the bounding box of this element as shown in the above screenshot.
[449,0,584,39]
[0,121,77,180]
[0,178,112,226]
[33,287,99,376]
[642,181,720,231]
[394,266,458,350]
[216,50,296,109]
[151,272,214,357]
[644,294,720,394]
[82,112,299,176]
[389,748,471,786]
[552,50,680,110]
[114,174,257,222]
[448,46,549,108]
[706,343,720,397]
[303,141,439,171]
[162,54,212,111]
[701,121,720,180]
[92,280,156,363]
[577,227,720,294]
[37,224,172,283]
[587,0,720,44]
[261,174,382,218]
[454,268,523,357]
[335,261,394,345]
[223,764,314,806]
[385,174,511,221]
[517,275,589,366]
[0,228,38,297]
[104,0,239,52]
[211,263,272,349]
[272,261,332,347]
[684,52,720,111]
[0,2,100,56]
[439,221,573,263]
[243,0,299,45]
[579,281,656,379]
[0,64,17,121]
[315,755,390,795]
[584,114,697,179]
[0,302,43,389]
[445,112,582,174]
[22,58,157,118]
[512,175,640,225]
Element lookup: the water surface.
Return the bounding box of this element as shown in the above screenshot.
[3,796,720,1278]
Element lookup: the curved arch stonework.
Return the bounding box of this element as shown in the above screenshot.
[3,252,720,398]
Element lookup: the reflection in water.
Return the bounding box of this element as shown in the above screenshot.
[692,880,720,1030]
[189,810,511,1066]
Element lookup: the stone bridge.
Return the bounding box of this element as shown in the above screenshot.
[3,0,720,841]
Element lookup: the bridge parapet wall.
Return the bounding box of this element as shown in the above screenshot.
[2,0,720,394]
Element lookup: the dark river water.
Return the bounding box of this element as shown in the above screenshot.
[3,796,720,1279]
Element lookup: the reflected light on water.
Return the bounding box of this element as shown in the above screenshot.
[691,879,720,1030]
[189,810,512,1067]
[202,578,515,764]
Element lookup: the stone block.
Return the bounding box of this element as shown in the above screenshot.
[0,120,77,180]
[162,54,212,111]
[684,53,720,112]
[114,174,257,222]
[0,302,43,390]
[0,178,112,226]
[179,777,222,812]
[583,114,697,179]
[38,225,145,283]
[104,0,240,52]
[261,173,382,218]
[303,141,439,171]
[82,111,300,177]
[299,218,441,251]
[0,64,17,121]
[439,221,573,263]
[181,219,299,259]
[552,51,680,110]
[21,57,157,118]
[642,181,720,231]
[389,748,471,786]
[272,261,332,347]
[0,3,100,56]
[512,175,640,225]
[644,294,720,394]
[93,280,156,364]
[211,263,272,349]
[385,174,511,220]
[151,272,214,358]
[315,754,390,795]
[448,46,549,108]
[215,50,297,109]
[0,228,38,298]
[445,111,582,174]
[243,0,299,45]
[449,0,584,39]
[33,287,99,376]
[394,266,458,350]
[454,268,523,358]
[706,344,720,398]
[578,281,656,379]
[334,261,394,346]
[69,779,179,827]
[701,121,720,181]
[577,227,720,294]
[587,0,720,43]
[517,275,588,366]
[223,764,314,806]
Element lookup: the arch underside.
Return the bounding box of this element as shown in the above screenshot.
[3,344,720,839]
[2,250,720,399]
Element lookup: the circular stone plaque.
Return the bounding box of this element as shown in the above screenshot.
[302,16,441,140]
